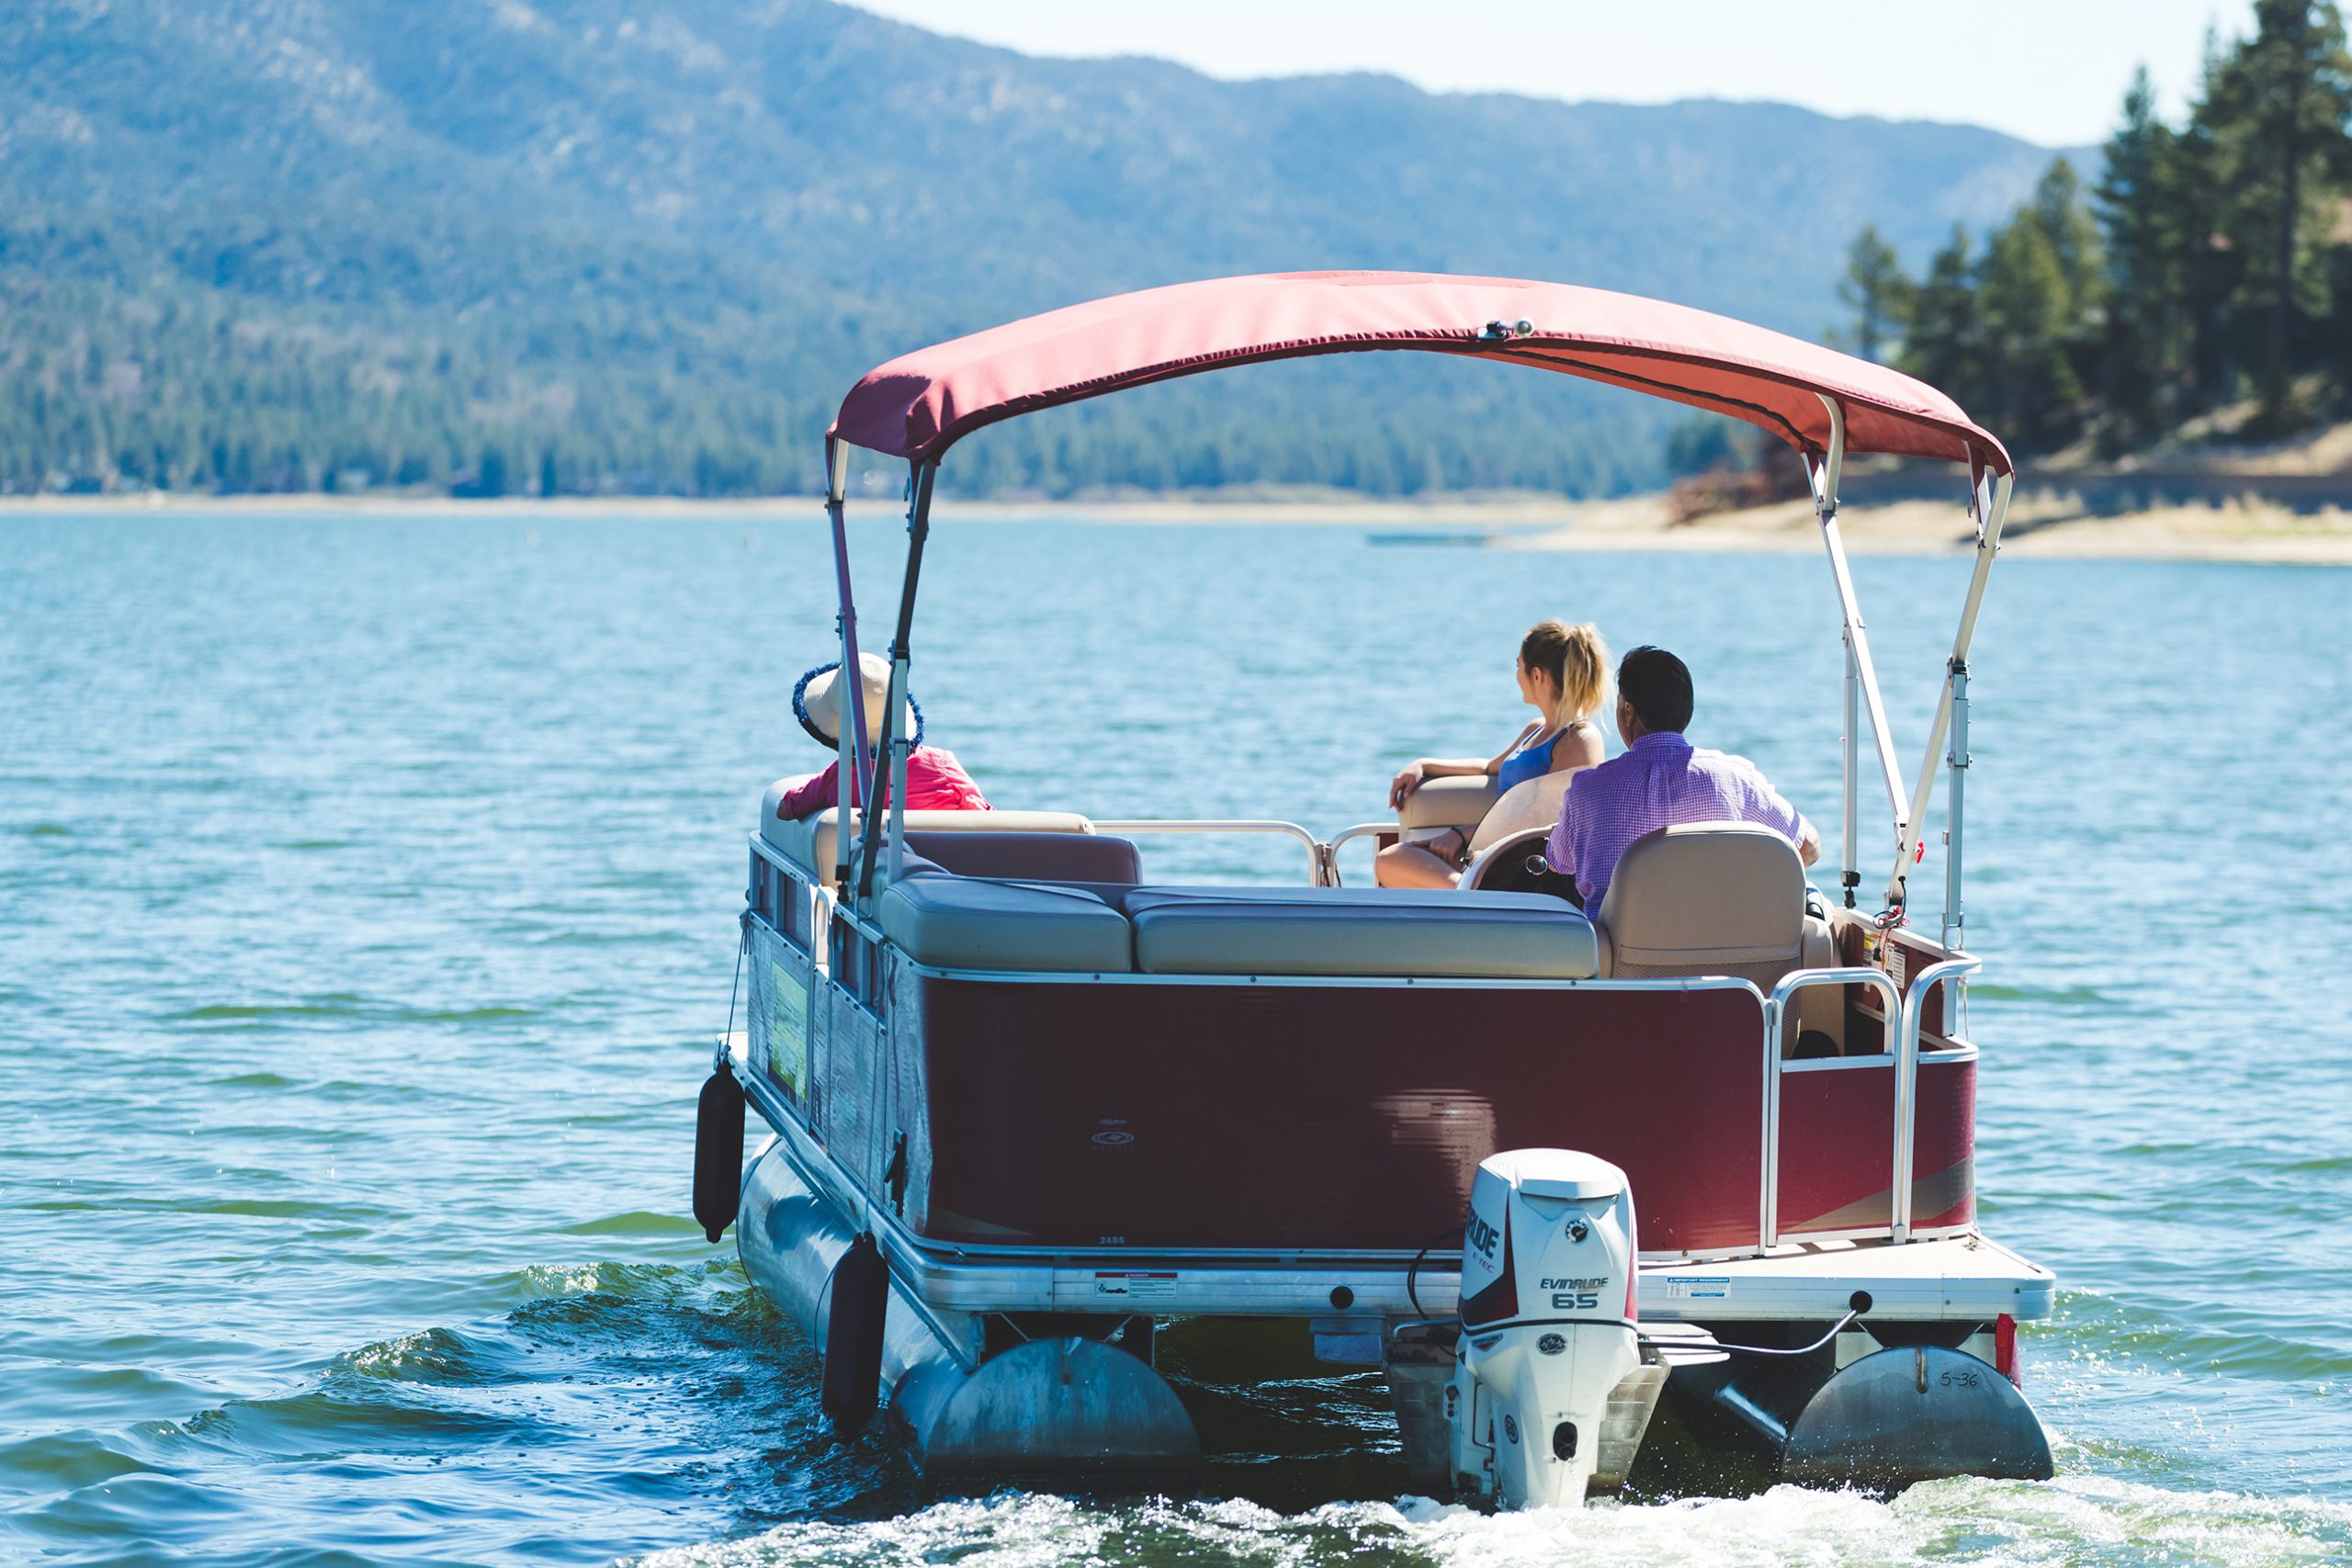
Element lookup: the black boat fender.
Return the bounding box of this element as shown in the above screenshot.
[692,1066,746,1243]
[822,1232,890,1433]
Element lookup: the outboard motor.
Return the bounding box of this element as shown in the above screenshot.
[1448,1149,1640,1509]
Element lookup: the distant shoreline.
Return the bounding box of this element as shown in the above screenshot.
[6,488,2347,565]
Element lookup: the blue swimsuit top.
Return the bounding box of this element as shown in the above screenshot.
[1496,725,1570,795]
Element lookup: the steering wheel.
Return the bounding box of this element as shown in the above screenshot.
[1462,826,1582,906]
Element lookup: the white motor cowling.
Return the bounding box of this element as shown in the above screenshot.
[1448,1149,1640,1509]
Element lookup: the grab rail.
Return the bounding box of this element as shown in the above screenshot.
[1892,953,1981,1243]
[1324,822,1393,878]
[1091,818,1332,885]
[1759,966,1903,1251]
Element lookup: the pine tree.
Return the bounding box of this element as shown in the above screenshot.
[1834,226,1914,363]
[2096,68,2196,447]
[478,445,509,498]
[2199,0,2352,430]
[1975,161,2102,449]
[2021,161,2102,319]
[1900,228,1981,411]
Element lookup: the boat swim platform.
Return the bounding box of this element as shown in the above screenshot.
[848,1230,2055,1327]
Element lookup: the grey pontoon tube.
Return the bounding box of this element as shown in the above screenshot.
[826,438,873,887]
[1885,462,2010,915]
[854,459,937,908]
[1807,397,1908,851]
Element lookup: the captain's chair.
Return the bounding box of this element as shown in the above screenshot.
[1593,822,1824,993]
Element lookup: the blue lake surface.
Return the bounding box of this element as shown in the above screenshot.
[3,510,2349,1564]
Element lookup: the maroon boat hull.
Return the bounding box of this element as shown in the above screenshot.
[750,907,1976,1258]
[852,977,1969,1256]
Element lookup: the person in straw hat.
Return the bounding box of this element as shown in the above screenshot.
[777,652,990,820]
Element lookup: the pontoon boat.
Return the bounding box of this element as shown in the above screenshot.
[690,271,2053,1506]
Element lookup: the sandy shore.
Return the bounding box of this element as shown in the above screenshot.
[6,488,2347,563]
[1500,491,2352,566]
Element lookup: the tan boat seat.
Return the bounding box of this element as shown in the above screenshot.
[1120,886,1599,979]
[759,775,1096,883]
[1396,769,1584,858]
[1593,823,1805,991]
[876,875,1134,974]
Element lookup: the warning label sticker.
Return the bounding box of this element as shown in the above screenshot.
[1664,1276,1731,1301]
[769,962,808,1095]
[1093,1271,1179,1300]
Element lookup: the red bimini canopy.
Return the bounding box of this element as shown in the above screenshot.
[829,270,2010,478]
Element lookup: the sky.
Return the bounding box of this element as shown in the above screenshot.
[854,1,2256,150]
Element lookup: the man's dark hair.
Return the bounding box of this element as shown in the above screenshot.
[1618,646,1694,734]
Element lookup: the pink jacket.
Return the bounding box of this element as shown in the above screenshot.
[778,747,991,819]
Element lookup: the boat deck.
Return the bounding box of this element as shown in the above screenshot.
[1640,1233,2052,1322]
[998,1234,2054,1325]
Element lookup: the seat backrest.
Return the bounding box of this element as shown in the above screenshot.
[758,776,1096,883]
[1116,885,1599,980]
[1468,765,1583,853]
[904,830,1141,885]
[1594,823,1804,990]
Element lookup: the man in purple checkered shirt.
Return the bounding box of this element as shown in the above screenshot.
[1545,646,1820,910]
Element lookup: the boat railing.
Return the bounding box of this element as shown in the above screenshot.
[1090,818,1332,885]
[1324,822,1390,881]
[1893,954,1982,1243]
[1760,954,1979,1251]
[1761,967,1901,1251]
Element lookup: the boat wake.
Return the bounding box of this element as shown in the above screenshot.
[628,1478,2352,1568]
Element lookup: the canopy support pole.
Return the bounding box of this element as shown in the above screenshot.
[1841,630,1860,908]
[824,439,872,889]
[1942,655,1970,950]
[1808,396,1907,861]
[1886,464,2009,914]
[855,459,937,908]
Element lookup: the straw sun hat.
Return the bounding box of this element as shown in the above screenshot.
[793,653,923,750]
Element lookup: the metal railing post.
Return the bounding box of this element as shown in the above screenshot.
[1758,994,1783,1251]
[1893,955,1982,1243]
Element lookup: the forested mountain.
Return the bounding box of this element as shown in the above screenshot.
[0,0,2064,498]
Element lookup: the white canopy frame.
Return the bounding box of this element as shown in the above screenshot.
[825,396,2009,946]
[1806,398,1907,865]
[1805,399,2010,944]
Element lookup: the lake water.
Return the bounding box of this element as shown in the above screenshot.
[4,510,2349,1565]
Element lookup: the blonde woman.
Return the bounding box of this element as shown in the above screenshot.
[1376,621,1610,888]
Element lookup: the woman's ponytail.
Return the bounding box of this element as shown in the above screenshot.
[1521,620,1611,731]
